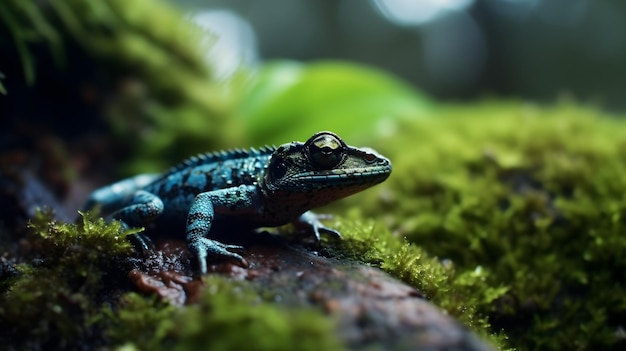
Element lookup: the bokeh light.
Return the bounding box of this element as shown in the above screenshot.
[179,0,626,109]
[370,0,475,26]
[192,10,258,79]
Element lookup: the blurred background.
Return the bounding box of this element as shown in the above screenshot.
[180,0,626,111]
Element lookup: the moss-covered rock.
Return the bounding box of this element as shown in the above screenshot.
[0,211,136,349]
[104,278,343,351]
[342,100,626,350]
[3,0,626,350]
[5,94,626,350]
[0,212,346,350]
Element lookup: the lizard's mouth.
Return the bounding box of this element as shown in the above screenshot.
[296,166,390,181]
[289,165,391,190]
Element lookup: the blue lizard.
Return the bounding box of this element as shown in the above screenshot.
[84,131,391,274]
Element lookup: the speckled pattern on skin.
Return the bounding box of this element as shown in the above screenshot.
[85,131,392,274]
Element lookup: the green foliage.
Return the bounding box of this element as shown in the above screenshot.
[345,100,626,350]
[0,211,137,349]
[105,277,344,351]
[0,0,242,173]
[239,60,434,146]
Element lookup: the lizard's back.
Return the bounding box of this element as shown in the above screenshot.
[143,147,273,221]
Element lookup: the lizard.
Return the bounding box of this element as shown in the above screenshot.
[84,131,392,274]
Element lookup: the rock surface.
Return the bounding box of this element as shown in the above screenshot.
[132,235,496,351]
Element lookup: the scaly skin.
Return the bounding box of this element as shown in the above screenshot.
[85,131,392,274]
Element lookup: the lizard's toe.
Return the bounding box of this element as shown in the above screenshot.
[128,233,156,256]
[317,226,342,240]
[309,222,342,242]
[188,238,248,274]
[295,211,343,243]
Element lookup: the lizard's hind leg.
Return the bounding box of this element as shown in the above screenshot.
[110,190,164,254]
[84,174,160,213]
[84,175,163,254]
[111,190,164,227]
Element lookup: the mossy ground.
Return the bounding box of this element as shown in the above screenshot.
[3,0,626,350]
[336,100,626,350]
[104,278,343,351]
[3,100,626,350]
[0,212,345,351]
[0,211,136,349]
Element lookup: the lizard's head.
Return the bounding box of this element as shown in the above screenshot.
[261,131,391,206]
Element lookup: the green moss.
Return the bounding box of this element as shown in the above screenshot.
[29,210,137,260]
[1,211,344,350]
[0,0,243,173]
[105,277,344,351]
[0,211,137,349]
[327,218,509,349]
[339,100,626,350]
[102,292,178,349]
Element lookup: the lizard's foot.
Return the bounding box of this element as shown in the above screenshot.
[308,220,342,242]
[295,211,342,242]
[117,221,155,256]
[188,238,247,274]
[128,233,156,256]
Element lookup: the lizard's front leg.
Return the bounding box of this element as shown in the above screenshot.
[186,184,260,274]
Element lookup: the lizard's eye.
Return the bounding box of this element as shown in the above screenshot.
[306,132,346,169]
[271,159,289,179]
